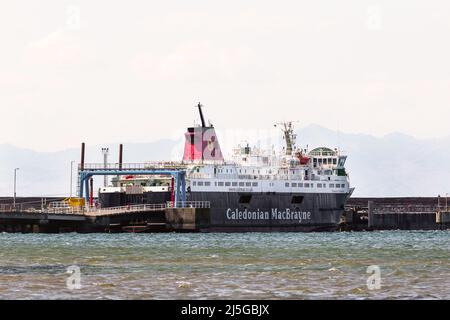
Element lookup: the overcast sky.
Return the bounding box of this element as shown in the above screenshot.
[1,1,450,151]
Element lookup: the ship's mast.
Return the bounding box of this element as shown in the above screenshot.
[275,122,297,156]
[197,102,206,127]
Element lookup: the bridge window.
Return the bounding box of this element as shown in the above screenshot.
[298,183,303,188]
[198,181,204,186]
[252,182,258,187]
[232,182,238,187]
[292,183,297,187]
[218,182,224,187]
[225,182,231,187]
[246,182,252,187]
[239,182,245,187]
[204,182,211,186]
[192,181,197,186]
[317,183,322,188]
[305,183,310,188]
[285,182,289,187]
[330,184,335,188]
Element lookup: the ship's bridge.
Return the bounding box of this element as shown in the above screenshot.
[309,147,343,169]
[308,147,337,157]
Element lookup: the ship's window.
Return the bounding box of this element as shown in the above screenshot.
[214,168,217,174]
[305,183,310,188]
[310,183,314,188]
[292,196,304,204]
[285,183,289,187]
[341,184,346,188]
[336,184,340,188]
[218,182,224,186]
[292,183,297,187]
[198,181,204,186]
[197,168,200,172]
[204,182,211,186]
[252,182,258,187]
[214,181,217,186]
[318,183,322,188]
[318,158,322,164]
[239,182,245,187]
[333,158,337,165]
[225,182,231,187]
[246,182,252,187]
[239,195,252,204]
[193,181,197,186]
[232,182,238,187]
[298,183,303,188]
[330,184,335,188]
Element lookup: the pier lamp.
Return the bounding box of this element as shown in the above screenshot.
[70,161,75,198]
[13,168,19,209]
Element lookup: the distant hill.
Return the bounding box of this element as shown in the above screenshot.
[1,126,449,198]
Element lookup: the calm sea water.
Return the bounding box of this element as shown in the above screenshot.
[0,231,449,300]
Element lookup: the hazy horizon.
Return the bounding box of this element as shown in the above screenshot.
[1,1,450,151]
[1,122,449,154]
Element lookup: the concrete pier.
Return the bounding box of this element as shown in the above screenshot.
[342,197,450,231]
[0,202,211,233]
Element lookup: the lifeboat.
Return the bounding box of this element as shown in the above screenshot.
[295,152,310,165]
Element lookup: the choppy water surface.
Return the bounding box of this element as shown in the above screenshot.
[0,231,449,299]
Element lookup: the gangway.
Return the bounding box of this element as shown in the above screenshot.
[77,163,187,208]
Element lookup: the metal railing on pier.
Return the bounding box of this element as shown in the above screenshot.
[85,204,166,216]
[0,201,211,216]
[80,162,187,171]
[373,205,438,214]
[166,201,211,209]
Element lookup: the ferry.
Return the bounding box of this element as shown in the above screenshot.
[98,104,354,232]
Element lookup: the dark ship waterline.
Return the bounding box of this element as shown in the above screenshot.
[99,104,354,232]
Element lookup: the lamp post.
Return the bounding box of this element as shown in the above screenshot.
[70,161,75,198]
[101,148,109,187]
[13,168,19,209]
